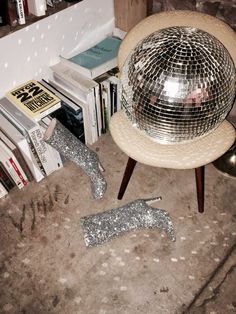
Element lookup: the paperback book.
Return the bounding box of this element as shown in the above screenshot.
[5,80,61,122]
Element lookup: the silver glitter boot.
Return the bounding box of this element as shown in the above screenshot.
[80,196,176,247]
[44,119,107,199]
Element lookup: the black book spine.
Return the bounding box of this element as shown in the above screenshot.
[0,0,8,26]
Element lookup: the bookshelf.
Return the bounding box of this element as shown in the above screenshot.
[0,2,78,39]
[0,0,115,98]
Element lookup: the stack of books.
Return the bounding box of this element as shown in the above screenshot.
[49,35,122,144]
[0,35,122,198]
[0,80,63,196]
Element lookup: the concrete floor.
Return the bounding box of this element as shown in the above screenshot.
[0,133,235,314]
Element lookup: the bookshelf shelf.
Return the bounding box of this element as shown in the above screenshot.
[0,1,81,39]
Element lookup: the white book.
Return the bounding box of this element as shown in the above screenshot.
[47,79,93,146]
[27,0,46,16]
[0,182,8,198]
[0,113,44,182]
[50,63,99,144]
[0,98,54,176]
[0,140,27,189]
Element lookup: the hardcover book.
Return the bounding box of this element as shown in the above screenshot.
[60,36,121,79]
[5,80,61,122]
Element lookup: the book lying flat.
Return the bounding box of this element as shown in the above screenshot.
[60,36,121,79]
[5,80,61,122]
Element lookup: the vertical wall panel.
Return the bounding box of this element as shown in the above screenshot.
[0,0,115,97]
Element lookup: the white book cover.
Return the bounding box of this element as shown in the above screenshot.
[0,140,26,189]
[0,114,44,182]
[0,182,8,198]
[0,98,54,176]
[47,79,93,146]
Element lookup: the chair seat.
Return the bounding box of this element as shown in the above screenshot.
[110,110,236,170]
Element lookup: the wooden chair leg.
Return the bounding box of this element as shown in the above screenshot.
[195,166,205,213]
[118,157,137,200]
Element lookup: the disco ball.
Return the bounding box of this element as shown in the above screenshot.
[121,26,236,144]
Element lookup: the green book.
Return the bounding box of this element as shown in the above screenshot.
[60,36,121,79]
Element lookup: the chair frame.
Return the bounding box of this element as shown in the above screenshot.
[118,157,205,213]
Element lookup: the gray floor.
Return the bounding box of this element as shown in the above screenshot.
[0,133,235,314]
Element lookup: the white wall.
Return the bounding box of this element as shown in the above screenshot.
[0,0,115,97]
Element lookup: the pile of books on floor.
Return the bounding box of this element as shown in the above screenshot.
[0,35,122,198]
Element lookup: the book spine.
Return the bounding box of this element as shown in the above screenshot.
[0,140,27,188]
[101,79,111,131]
[100,84,107,134]
[15,0,25,25]
[22,0,28,16]
[87,92,98,144]
[39,123,63,172]
[0,0,8,26]
[108,74,120,113]
[9,157,27,186]
[13,148,34,182]
[27,125,54,176]
[0,182,8,198]
[18,135,45,181]
[94,85,102,137]
[0,157,24,189]
[0,162,15,191]
[7,0,18,27]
